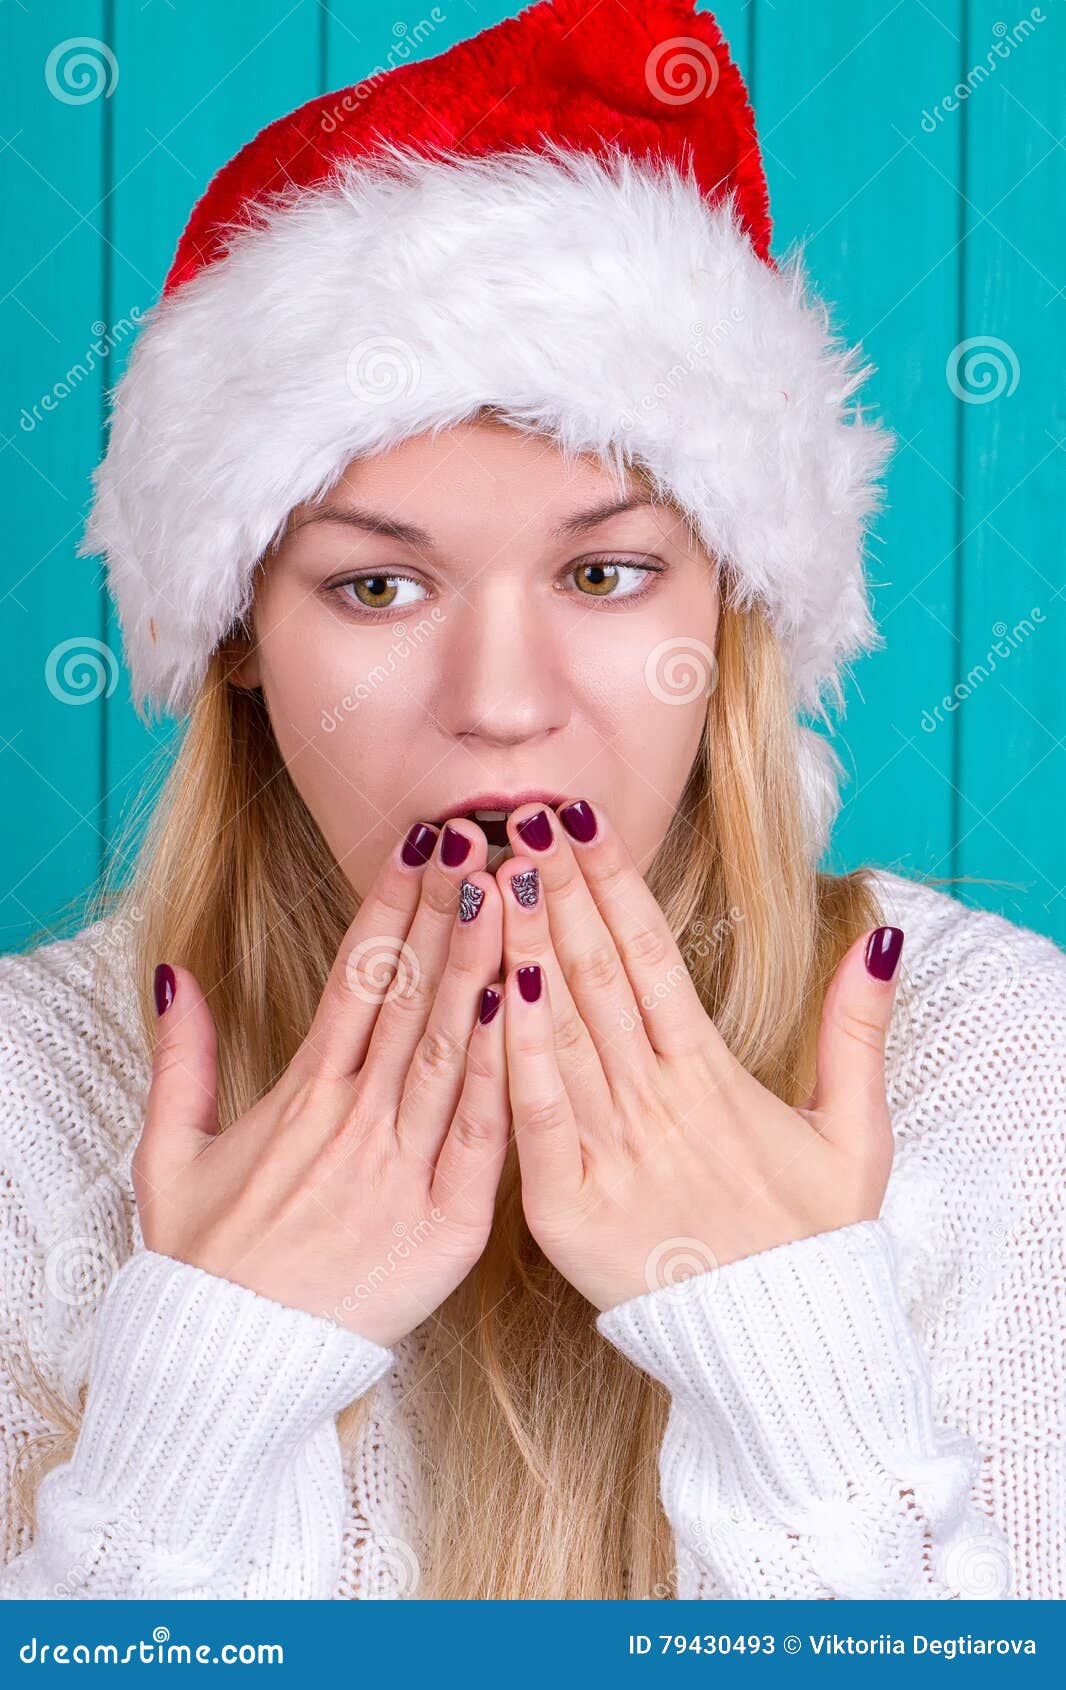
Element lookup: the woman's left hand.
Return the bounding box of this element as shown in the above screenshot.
[491,799,903,1312]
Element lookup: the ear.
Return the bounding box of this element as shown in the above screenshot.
[222,623,261,691]
[229,647,261,689]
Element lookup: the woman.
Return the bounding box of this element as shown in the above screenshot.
[1,0,1063,1601]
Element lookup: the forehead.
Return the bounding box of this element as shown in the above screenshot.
[286,419,696,547]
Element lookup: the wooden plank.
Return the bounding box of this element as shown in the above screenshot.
[0,5,110,950]
[753,0,966,882]
[103,0,321,871]
[954,0,1066,945]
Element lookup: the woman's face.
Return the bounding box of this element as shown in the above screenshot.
[235,419,720,895]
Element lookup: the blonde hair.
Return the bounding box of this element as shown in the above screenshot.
[10,433,886,1597]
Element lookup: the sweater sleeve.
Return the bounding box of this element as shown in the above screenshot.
[596,1219,1014,1600]
[0,1248,394,1599]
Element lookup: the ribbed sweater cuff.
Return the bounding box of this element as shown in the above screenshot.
[596,1219,965,1510]
[72,1249,394,1553]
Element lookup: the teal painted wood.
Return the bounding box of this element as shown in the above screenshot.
[102,0,323,884]
[954,0,1066,941]
[1,1,1062,952]
[757,2,966,888]
[0,3,109,952]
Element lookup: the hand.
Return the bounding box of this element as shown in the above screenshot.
[489,799,902,1313]
[133,818,511,1349]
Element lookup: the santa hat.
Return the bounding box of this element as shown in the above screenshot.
[80,0,894,854]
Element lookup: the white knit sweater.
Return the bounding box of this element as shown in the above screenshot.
[0,869,1063,1601]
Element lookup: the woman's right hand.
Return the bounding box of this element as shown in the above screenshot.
[131,819,510,1349]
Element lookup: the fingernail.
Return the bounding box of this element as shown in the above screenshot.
[401,822,437,867]
[441,824,472,867]
[559,800,597,843]
[153,963,176,1017]
[517,964,542,1003]
[459,879,485,923]
[865,926,904,981]
[516,809,553,851]
[479,986,501,1025]
[510,867,539,909]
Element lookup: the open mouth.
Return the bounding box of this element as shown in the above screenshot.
[450,809,511,848]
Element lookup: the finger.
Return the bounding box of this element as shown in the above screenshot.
[297,820,440,1080]
[396,869,503,1162]
[135,964,219,1209]
[495,847,613,1132]
[430,976,511,1232]
[503,960,584,1202]
[359,818,490,1104]
[808,926,904,1147]
[546,797,719,1061]
[504,802,660,1094]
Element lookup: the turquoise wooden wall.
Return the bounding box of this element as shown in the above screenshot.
[2,1,1063,953]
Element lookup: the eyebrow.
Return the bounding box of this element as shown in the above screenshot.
[286,493,657,549]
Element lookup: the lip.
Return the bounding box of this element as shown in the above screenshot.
[430,789,569,828]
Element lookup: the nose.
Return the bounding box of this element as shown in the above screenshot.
[436,580,571,747]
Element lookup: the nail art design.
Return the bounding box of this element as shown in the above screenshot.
[510,867,539,909]
[479,986,501,1025]
[517,964,542,1002]
[459,879,485,923]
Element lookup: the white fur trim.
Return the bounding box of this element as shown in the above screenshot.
[81,141,893,838]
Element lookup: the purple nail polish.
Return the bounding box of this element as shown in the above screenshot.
[865,926,904,981]
[153,963,175,1017]
[510,867,539,909]
[401,822,437,867]
[479,986,501,1025]
[516,809,553,851]
[559,800,597,843]
[441,824,472,867]
[517,964,542,1003]
[459,879,485,923]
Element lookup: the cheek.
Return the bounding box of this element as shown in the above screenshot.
[253,605,431,855]
[578,605,715,765]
